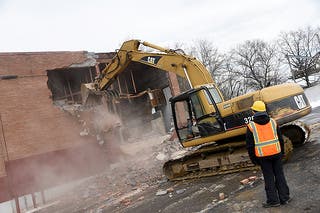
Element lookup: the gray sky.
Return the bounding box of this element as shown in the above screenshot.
[0,0,319,53]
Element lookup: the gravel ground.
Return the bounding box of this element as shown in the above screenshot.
[41,107,320,213]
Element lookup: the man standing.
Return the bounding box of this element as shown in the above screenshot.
[246,101,292,208]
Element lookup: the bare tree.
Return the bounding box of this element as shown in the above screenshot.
[187,39,249,100]
[215,55,251,99]
[232,39,285,90]
[278,26,320,87]
[188,39,252,99]
[189,39,225,79]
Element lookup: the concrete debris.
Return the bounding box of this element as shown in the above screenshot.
[211,197,229,207]
[166,187,174,193]
[219,192,225,200]
[156,190,168,196]
[56,102,123,152]
[248,176,257,181]
[126,177,137,187]
[176,188,186,194]
[240,179,250,185]
[233,203,241,211]
[240,176,259,185]
[137,196,144,201]
[140,183,150,189]
[79,129,89,136]
[157,177,168,184]
[120,198,131,206]
[208,184,225,192]
[217,198,228,204]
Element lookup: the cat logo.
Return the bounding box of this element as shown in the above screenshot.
[140,56,161,65]
[294,94,307,109]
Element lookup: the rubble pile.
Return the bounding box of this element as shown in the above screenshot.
[41,114,185,212]
[55,102,121,144]
[40,99,190,212]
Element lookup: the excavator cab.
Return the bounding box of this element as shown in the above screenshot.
[170,86,225,144]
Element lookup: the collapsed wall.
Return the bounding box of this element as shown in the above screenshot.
[0,51,113,203]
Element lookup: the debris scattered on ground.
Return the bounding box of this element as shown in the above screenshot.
[137,196,144,201]
[240,178,250,185]
[167,187,174,193]
[248,176,257,181]
[176,188,186,194]
[156,189,168,196]
[240,176,259,185]
[120,198,131,206]
[219,192,225,200]
[40,127,184,212]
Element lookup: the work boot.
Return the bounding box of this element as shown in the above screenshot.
[262,202,280,208]
[281,197,292,205]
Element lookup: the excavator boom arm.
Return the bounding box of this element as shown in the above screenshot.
[96,40,215,91]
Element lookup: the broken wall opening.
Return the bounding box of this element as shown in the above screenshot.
[110,62,172,139]
[46,61,174,141]
[47,67,96,104]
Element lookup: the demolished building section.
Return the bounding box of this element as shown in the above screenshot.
[0,51,110,205]
[0,50,182,210]
[105,61,173,138]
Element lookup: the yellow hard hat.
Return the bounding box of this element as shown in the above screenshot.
[251,101,266,112]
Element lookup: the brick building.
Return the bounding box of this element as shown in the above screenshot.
[0,50,181,210]
[0,51,113,205]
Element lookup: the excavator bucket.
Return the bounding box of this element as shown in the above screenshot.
[81,83,102,105]
[81,83,120,106]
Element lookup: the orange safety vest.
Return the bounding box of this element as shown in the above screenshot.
[247,118,281,157]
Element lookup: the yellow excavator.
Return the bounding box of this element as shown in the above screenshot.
[82,40,311,180]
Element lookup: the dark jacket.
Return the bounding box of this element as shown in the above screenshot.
[246,111,284,165]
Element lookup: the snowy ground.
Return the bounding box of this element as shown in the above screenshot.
[305,83,320,108]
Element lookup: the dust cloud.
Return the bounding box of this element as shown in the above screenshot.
[5,99,182,212]
[35,102,184,212]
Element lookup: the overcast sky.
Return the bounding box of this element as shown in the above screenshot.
[0,0,319,53]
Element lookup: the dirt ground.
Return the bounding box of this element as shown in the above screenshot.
[41,107,320,213]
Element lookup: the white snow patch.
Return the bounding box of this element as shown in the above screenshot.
[305,84,320,108]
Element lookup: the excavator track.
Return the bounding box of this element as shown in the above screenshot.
[163,141,258,181]
[163,122,308,181]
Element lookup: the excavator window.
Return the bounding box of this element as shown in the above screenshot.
[190,90,223,137]
[190,93,205,118]
[172,87,224,142]
[206,87,223,104]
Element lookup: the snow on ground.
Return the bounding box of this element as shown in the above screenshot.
[304,84,320,108]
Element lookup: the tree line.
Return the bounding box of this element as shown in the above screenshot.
[182,26,320,100]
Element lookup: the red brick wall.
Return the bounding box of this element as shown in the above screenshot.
[0,52,95,165]
[0,51,88,76]
[0,76,94,161]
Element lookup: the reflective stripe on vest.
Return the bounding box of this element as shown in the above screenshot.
[248,118,281,157]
